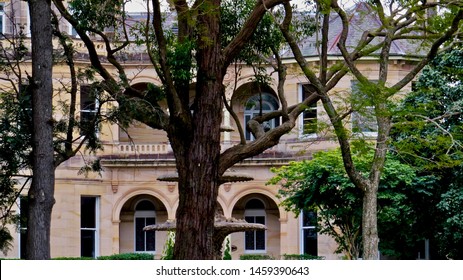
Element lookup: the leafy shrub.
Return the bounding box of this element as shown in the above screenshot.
[282,254,325,260]
[222,238,232,260]
[161,231,175,260]
[97,253,154,260]
[52,257,94,260]
[239,254,274,260]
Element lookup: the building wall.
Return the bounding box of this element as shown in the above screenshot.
[0,3,417,259]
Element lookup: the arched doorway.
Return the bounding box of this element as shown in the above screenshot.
[243,198,266,253]
[119,194,168,255]
[231,193,281,258]
[134,200,156,252]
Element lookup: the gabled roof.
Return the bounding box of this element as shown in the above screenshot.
[283,2,426,59]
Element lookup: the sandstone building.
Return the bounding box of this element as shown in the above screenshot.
[0,1,419,259]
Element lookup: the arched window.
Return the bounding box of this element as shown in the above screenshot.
[244,93,280,140]
[244,198,266,252]
[134,200,156,252]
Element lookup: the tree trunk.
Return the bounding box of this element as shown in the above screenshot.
[26,0,55,260]
[362,185,379,260]
[172,0,223,259]
[172,80,223,259]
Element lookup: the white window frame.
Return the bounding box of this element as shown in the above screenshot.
[244,93,279,141]
[0,3,5,35]
[67,20,79,38]
[351,80,378,137]
[133,209,156,253]
[299,210,317,256]
[18,195,28,259]
[80,196,100,258]
[80,84,100,137]
[244,209,266,254]
[298,83,318,138]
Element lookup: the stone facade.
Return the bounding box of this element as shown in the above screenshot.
[0,1,417,259]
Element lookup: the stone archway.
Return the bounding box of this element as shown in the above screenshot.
[118,194,168,256]
[230,193,281,259]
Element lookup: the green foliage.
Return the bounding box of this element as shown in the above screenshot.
[390,47,463,259]
[51,253,154,260]
[221,0,287,64]
[0,227,14,255]
[282,254,324,260]
[222,237,232,260]
[239,254,274,260]
[269,146,420,259]
[161,231,175,260]
[96,253,154,260]
[68,0,124,31]
[392,47,463,169]
[167,40,195,89]
[436,171,463,260]
[0,85,33,255]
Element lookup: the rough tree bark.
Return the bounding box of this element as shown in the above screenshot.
[26,0,55,260]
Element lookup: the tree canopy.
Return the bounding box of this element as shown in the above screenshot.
[391,46,463,259]
[269,147,422,259]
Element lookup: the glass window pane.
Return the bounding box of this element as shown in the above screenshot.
[245,199,265,209]
[255,230,265,250]
[245,216,254,223]
[255,216,265,225]
[136,200,155,211]
[351,81,378,133]
[80,85,96,111]
[135,217,145,251]
[302,84,317,98]
[303,228,318,256]
[245,115,252,140]
[81,229,95,258]
[20,231,28,259]
[303,211,317,227]
[20,196,29,259]
[81,197,96,228]
[245,231,255,250]
[146,230,156,251]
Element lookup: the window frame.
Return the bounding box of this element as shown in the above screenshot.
[0,2,5,35]
[133,200,156,253]
[299,83,318,138]
[244,199,267,254]
[351,80,378,137]
[18,195,29,259]
[80,196,100,258]
[244,92,280,141]
[79,84,99,136]
[299,210,318,256]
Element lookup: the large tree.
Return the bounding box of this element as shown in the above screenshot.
[26,0,55,260]
[51,0,321,259]
[278,0,463,259]
[392,46,463,259]
[51,0,463,259]
[0,4,108,258]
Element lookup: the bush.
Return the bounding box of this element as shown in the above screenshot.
[282,254,325,260]
[222,238,232,260]
[52,257,95,260]
[97,253,154,260]
[239,254,274,260]
[161,231,175,260]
